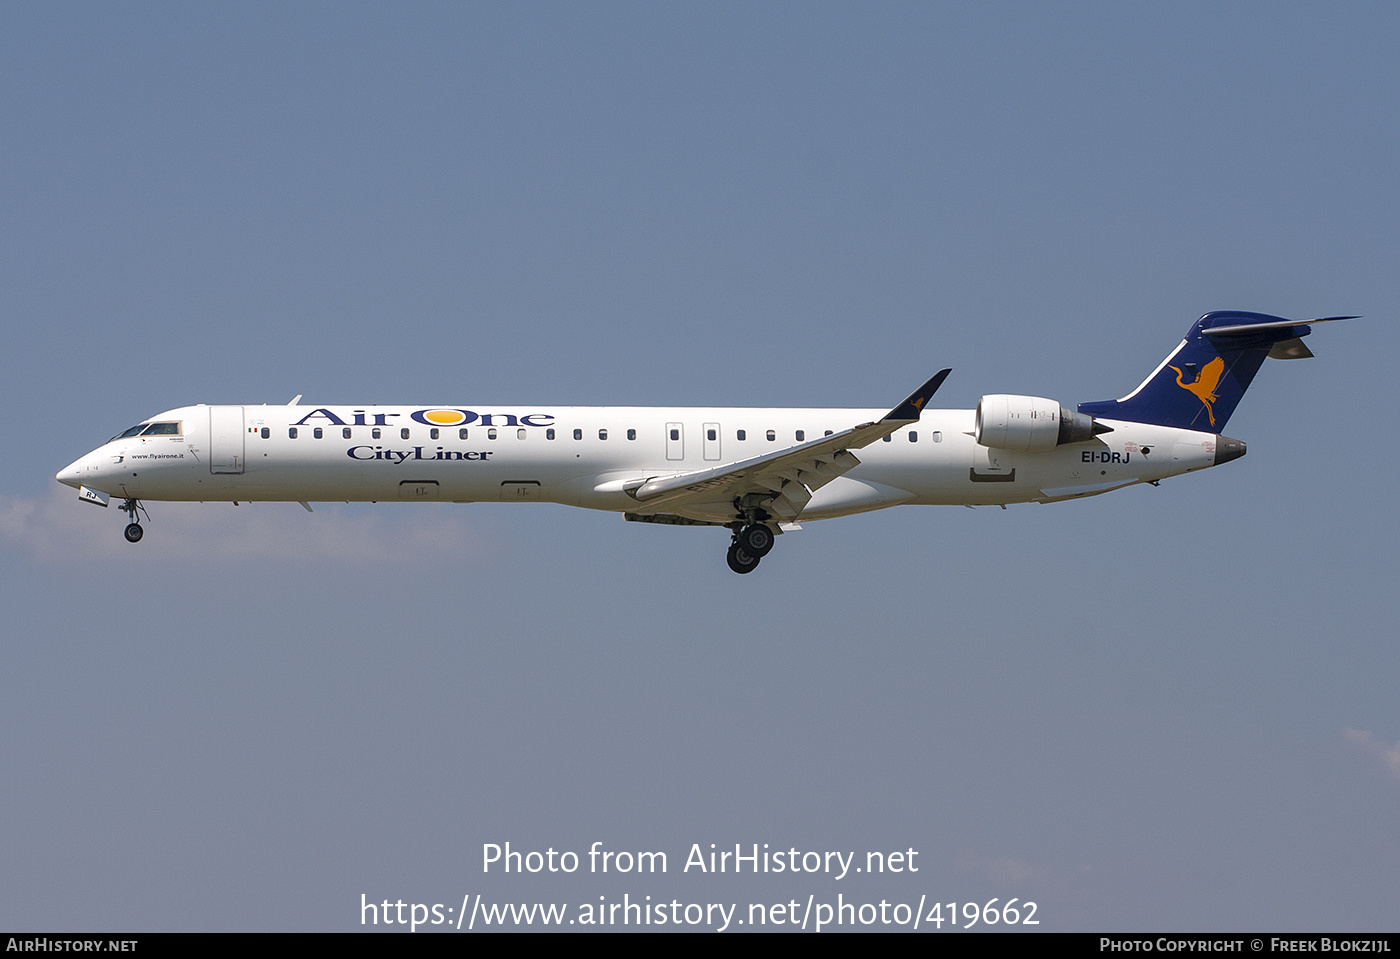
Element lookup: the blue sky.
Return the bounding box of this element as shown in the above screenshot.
[2,2,1397,931]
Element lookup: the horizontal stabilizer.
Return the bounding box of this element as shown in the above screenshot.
[1202,315,1357,337]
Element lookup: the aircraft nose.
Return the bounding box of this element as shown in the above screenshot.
[56,457,84,489]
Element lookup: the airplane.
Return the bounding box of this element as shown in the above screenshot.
[56,311,1351,573]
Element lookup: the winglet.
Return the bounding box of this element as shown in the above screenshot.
[883,369,951,422]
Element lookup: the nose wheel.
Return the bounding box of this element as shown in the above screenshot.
[119,497,148,544]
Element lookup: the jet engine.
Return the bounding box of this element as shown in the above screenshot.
[975,394,1103,451]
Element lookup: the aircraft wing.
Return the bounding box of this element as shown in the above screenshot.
[626,370,950,521]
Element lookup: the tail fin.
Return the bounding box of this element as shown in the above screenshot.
[1077,311,1355,432]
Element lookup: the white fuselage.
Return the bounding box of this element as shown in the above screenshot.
[58,403,1224,524]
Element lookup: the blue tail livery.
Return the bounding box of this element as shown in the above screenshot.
[1078,312,1357,432]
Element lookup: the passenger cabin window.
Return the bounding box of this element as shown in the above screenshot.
[599,429,608,440]
[517,428,526,440]
[737,430,746,441]
[908,431,918,442]
[313,427,323,439]
[430,428,440,440]
[574,429,583,440]
[932,431,942,443]
[372,428,382,439]
[882,434,891,442]
[459,428,469,440]
[289,428,298,439]
[707,428,716,441]
[488,428,497,440]
[796,430,805,441]
[260,427,269,439]
[825,430,833,436]
[546,428,556,440]
[670,429,679,441]
[766,430,776,441]
[627,429,636,441]
[342,427,351,439]
[401,428,410,440]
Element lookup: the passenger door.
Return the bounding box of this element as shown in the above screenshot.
[209,406,245,474]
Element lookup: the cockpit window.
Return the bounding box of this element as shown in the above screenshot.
[112,424,148,441]
[140,422,181,435]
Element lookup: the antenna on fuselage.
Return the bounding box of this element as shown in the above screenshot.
[287,394,302,405]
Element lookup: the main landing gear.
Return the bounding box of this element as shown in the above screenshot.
[725,523,776,574]
[120,498,147,544]
[726,542,759,574]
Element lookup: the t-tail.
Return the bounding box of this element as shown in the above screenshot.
[1077,311,1356,433]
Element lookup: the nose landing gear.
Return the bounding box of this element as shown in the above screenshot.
[119,498,148,544]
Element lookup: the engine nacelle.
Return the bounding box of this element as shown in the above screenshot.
[975,394,1100,451]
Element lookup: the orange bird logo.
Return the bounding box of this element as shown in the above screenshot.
[1169,357,1225,425]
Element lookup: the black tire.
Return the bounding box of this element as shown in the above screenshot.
[740,524,774,557]
[124,523,144,543]
[726,543,760,574]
